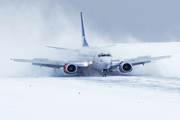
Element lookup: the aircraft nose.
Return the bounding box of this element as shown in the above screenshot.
[101,58,111,69]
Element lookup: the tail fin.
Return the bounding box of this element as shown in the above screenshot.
[80,12,89,47]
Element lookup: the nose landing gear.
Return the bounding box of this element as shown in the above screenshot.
[102,69,108,77]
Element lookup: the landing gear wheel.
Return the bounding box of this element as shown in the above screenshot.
[102,69,107,77]
[102,74,106,77]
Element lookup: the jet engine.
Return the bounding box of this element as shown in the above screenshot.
[119,62,133,73]
[64,63,77,74]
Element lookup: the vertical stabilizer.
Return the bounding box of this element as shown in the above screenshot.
[80,12,89,47]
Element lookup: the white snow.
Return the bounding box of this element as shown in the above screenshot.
[1,42,180,119]
[0,76,180,120]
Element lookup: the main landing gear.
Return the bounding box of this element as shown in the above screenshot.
[102,69,108,77]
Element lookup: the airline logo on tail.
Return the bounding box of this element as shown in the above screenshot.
[81,12,89,47]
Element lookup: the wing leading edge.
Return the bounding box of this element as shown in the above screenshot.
[11,58,65,68]
[11,58,89,68]
[125,55,171,66]
[111,55,171,68]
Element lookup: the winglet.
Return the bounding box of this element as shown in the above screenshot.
[80,12,89,47]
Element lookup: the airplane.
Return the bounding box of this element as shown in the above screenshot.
[11,12,171,77]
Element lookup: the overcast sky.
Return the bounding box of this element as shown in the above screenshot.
[1,0,180,44]
[64,0,180,42]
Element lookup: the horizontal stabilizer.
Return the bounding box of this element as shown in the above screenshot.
[105,44,117,48]
[47,46,78,51]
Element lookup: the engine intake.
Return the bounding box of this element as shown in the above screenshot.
[119,62,133,73]
[64,63,77,74]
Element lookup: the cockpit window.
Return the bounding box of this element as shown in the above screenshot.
[98,53,111,57]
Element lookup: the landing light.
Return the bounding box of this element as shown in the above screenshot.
[84,62,88,66]
[89,61,92,64]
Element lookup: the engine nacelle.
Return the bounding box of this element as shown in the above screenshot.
[64,63,77,74]
[119,62,133,73]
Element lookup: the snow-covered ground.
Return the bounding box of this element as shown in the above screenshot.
[0,42,180,120]
[0,76,180,120]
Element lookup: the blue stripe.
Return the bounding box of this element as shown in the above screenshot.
[80,12,89,47]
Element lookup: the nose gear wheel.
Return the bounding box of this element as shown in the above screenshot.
[102,69,107,77]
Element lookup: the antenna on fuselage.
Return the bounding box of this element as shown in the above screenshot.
[80,12,89,47]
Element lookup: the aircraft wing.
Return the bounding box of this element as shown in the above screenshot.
[10,58,89,68]
[111,55,171,68]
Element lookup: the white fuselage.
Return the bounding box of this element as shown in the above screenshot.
[78,47,112,71]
